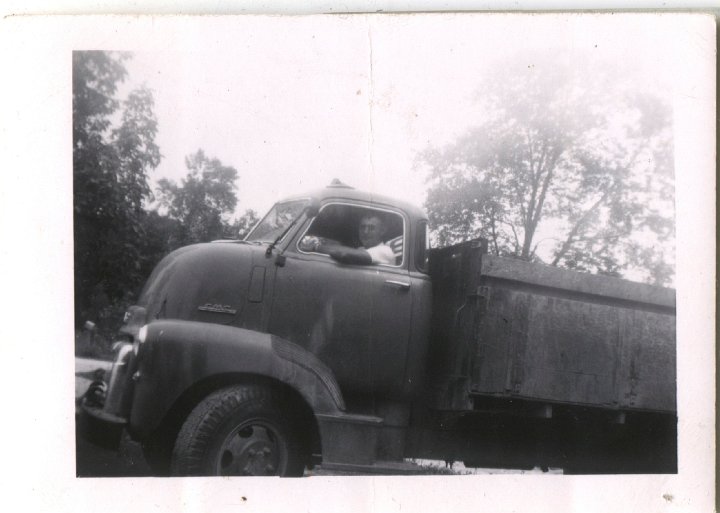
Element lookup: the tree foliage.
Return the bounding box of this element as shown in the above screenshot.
[156,150,239,245]
[73,52,254,341]
[73,51,161,326]
[228,209,261,240]
[421,59,674,285]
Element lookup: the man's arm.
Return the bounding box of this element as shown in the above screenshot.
[300,235,384,265]
[324,246,373,265]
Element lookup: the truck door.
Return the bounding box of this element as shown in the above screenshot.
[267,203,414,399]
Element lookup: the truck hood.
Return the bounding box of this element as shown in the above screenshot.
[137,241,265,326]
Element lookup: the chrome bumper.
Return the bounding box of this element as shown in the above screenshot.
[78,342,135,450]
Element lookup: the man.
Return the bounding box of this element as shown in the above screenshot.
[300,212,396,265]
[357,214,396,265]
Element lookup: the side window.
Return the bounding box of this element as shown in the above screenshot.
[298,204,405,267]
[416,220,430,273]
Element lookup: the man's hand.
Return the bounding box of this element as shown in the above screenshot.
[299,235,321,252]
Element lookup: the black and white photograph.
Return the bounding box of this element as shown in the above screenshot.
[0,7,715,513]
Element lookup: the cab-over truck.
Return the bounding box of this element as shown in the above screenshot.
[80,181,676,475]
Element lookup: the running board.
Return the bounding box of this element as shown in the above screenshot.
[315,413,383,465]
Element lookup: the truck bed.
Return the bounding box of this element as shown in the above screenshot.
[427,240,676,414]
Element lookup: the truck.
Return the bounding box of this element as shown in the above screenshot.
[79,180,676,475]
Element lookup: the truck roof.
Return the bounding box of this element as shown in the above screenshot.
[282,179,428,221]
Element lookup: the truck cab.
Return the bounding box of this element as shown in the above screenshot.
[81,181,434,475]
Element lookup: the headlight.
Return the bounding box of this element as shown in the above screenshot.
[133,325,148,356]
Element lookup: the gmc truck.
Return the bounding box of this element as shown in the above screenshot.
[80,180,676,475]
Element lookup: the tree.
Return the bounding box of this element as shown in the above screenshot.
[227,209,261,239]
[113,88,162,211]
[420,57,674,285]
[73,51,161,326]
[73,51,128,152]
[137,210,183,279]
[156,150,239,245]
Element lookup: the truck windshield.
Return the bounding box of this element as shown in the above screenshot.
[245,199,309,243]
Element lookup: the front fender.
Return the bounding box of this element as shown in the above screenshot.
[129,320,345,440]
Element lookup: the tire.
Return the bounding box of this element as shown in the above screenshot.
[170,385,306,477]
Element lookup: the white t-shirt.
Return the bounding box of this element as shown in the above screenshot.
[365,242,396,265]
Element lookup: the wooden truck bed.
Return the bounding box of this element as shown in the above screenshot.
[428,240,676,414]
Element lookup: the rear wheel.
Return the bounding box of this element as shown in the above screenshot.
[171,385,306,476]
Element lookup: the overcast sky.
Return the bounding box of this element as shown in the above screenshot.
[116,13,678,218]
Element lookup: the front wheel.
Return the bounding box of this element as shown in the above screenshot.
[171,385,307,476]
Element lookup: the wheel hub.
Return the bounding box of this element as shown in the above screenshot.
[218,424,281,475]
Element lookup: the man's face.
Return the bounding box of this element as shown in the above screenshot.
[359,215,385,249]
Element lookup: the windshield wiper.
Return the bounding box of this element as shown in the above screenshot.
[264,201,319,257]
[265,217,301,256]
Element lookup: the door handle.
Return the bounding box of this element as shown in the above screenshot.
[385,279,411,290]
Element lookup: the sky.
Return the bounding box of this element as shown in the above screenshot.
[116,14,678,218]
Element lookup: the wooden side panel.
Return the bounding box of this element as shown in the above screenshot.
[472,285,676,411]
[616,309,676,411]
[428,242,676,414]
[471,287,526,395]
[426,240,487,409]
[511,292,618,406]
